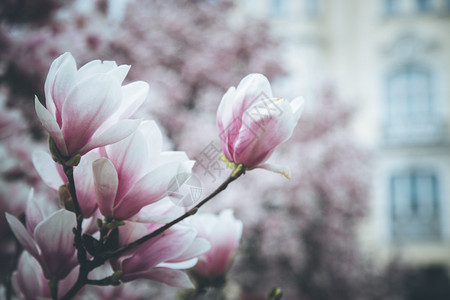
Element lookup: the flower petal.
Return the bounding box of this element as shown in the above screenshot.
[123,268,194,289]
[166,237,210,263]
[158,258,198,270]
[33,210,77,279]
[61,73,121,155]
[232,73,273,120]
[76,60,117,80]
[79,119,141,155]
[44,52,77,124]
[74,151,100,217]
[105,128,150,201]
[115,161,194,219]
[290,96,305,122]
[5,213,40,259]
[35,97,68,156]
[15,252,44,300]
[233,98,296,168]
[32,150,65,190]
[92,158,119,218]
[118,81,149,119]
[122,225,196,273]
[108,64,131,85]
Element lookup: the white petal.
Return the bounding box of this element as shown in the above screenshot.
[79,119,141,154]
[32,150,65,190]
[35,97,68,156]
[290,96,305,121]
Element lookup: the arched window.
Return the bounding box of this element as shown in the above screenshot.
[384,63,440,143]
[390,169,441,241]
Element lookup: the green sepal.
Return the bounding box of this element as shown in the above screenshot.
[65,154,81,167]
[219,153,235,170]
[268,287,283,300]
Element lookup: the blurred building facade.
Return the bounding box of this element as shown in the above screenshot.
[234,0,450,267]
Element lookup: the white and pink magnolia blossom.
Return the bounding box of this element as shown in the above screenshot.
[32,149,99,217]
[13,251,78,300]
[6,206,77,280]
[92,121,195,220]
[35,52,149,157]
[190,209,243,279]
[217,73,304,178]
[110,221,210,289]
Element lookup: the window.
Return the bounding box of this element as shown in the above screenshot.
[390,170,441,242]
[384,63,440,143]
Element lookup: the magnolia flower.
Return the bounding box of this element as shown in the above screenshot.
[14,251,78,300]
[6,204,77,280]
[32,150,99,217]
[110,221,210,289]
[92,121,195,220]
[35,52,149,157]
[217,73,304,178]
[190,209,243,279]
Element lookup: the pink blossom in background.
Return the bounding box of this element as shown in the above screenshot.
[92,121,195,220]
[35,52,147,157]
[6,207,77,280]
[13,251,78,300]
[111,221,210,289]
[190,209,243,279]
[217,73,304,178]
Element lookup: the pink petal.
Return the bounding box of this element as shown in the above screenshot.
[5,213,40,259]
[166,237,210,263]
[130,198,184,224]
[124,268,194,289]
[233,98,296,168]
[93,158,119,218]
[44,52,77,125]
[122,226,196,273]
[74,151,99,217]
[216,87,238,160]
[34,210,77,279]
[32,150,65,190]
[79,119,141,155]
[232,73,273,120]
[61,73,121,155]
[105,127,150,201]
[15,252,44,300]
[25,193,43,235]
[114,161,194,219]
[35,97,68,156]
